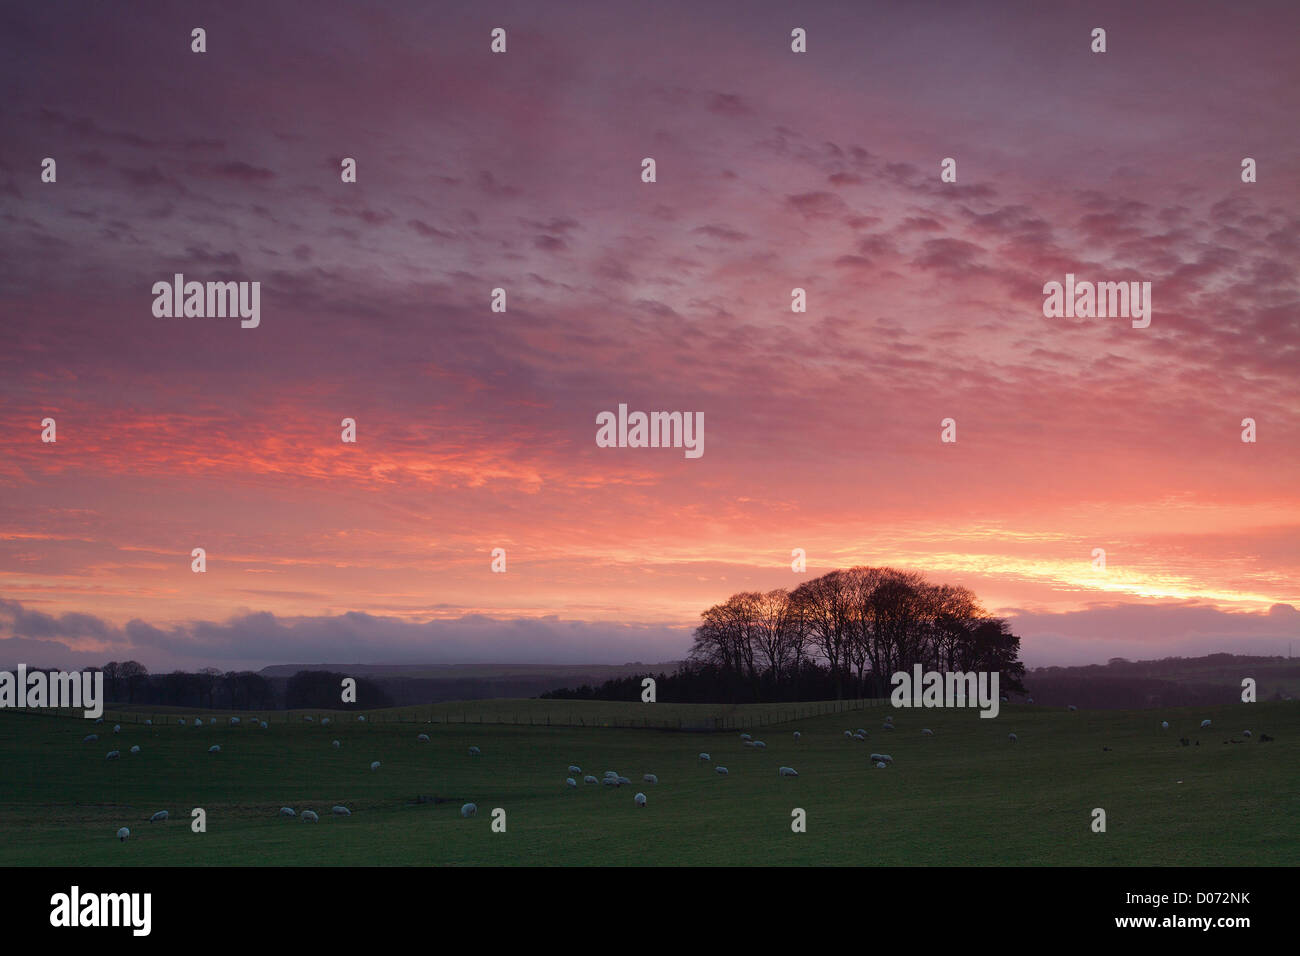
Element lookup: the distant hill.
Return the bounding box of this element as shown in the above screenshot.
[1020,653,1298,709]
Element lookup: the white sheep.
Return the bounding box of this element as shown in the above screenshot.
[1200,719,1211,728]
[1161,720,1169,730]
[698,753,710,762]
[853,733,866,741]
[743,740,756,747]
[230,717,240,726]
[602,776,619,786]
[1027,697,1034,704]
[740,733,752,741]
[1243,730,1252,738]
[332,740,340,748]
[279,807,296,817]
[1067,705,1078,712]
[209,718,216,725]
[105,750,120,760]
[754,741,766,749]
[603,771,618,778]
[83,734,98,743]
[144,719,152,726]
[715,766,728,775]
[356,715,365,722]
[616,775,631,785]
[260,721,268,729]
[643,774,658,784]
[856,728,868,736]
[149,810,168,823]
[129,745,140,754]
[634,792,647,807]
[113,724,121,733]
[194,718,203,727]
[778,766,798,777]
[875,761,887,769]
[583,775,598,784]
[417,733,430,742]
[844,731,852,738]
[332,806,351,816]
[301,810,319,822]
[869,753,893,763]
[304,715,314,722]
[460,803,477,818]
[468,746,481,756]
[95,717,103,724]
[116,826,130,842]
[1008,733,1018,742]
[370,761,381,771]
[208,744,221,753]
[921,728,934,736]
[567,765,582,774]
[793,731,801,740]
[565,777,577,788]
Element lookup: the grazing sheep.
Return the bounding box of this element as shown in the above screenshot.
[194,719,203,727]
[778,766,798,777]
[460,803,477,818]
[149,810,168,823]
[853,733,866,741]
[116,827,130,842]
[417,733,430,742]
[698,753,710,762]
[304,716,314,722]
[584,775,598,784]
[230,717,240,726]
[857,728,868,736]
[129,745,140,754]
[260,721,268,729]
[1008,733,1018,742]
[740,733,752,741]
[882,723,894,731]
[844,731,853,738]
[95,717,103,724]
[921,728,934,736]
[616,776,631,785]
[332,805,351,816]
[602,776,619,787]
[1200,719,1211,728]
[468,746,481,756]
[875,761,887,769]
[1161,721,1169,730]
[370,761,381,771]
[1000,696,1008,703]
[869,753,893,763]
[332,740,340,748]
[279,807,296,817]
[603,771,618,778]
[753,741,766,749]
[643,774,658,784]
[301,810,319,822]
[568,765,582,774]
[1067,705,1078,712]
[566,777,577,788]
[113,724,121,733]
[1243,730,1252,738]
[793,731,801,740]
[209,718,216,725]
[105,750,120,760]
[357,715,365,722]
[1026,698,1034,704]
[743,740,756,748]
[83,734,98,743]
[634,792,647,807]
[208,744,221,753]
[715,766,728,775]
[144,719,152,726]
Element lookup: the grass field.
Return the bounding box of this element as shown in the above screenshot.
[1,699,1295,866]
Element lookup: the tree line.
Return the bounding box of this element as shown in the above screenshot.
[87,663,393,710]
[546,567,1026,703]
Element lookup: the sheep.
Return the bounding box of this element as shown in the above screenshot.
[740,733,752,741]
[753,741,766,749]
[105,750,120,760]
[999,696,1008,703]
[583,775,598,784]
[634,792,647,807]
[1161,721,1170,730]
[853,733,866,741]
[715,766,728,775]
[603,771,619,778]
[129,745,140,754]
[194,718,203,727]
[643,774,658,784]
[1243,730,1252,738]
[602,776,619,787]
[259,721,268,729]
[875,761,887,769]
[417,733,430,742]
[882,723,894,731]
[567,765,582,774]
[357,715,366,722]
[460,803,477,818]
[1008,733,1018,742]
[869,753,893,763]
[149,810,168,823]
[332,740,340,748]
[856,729,868,737]
[332,806,351,816]
[921,728,934,736]
[144,719,152,726]
[83,734,98,743]
[844,731,853,738]
[1067,705,1078,712]
[698,752,710,762]
[793,731,801,740]
[113,724,121,733]
[304,715,314,722]
[614,775,629,785]
[301,810,319,822]
[743,740,756,748]
[279,807,296,817]
[229,717,240,726]
[209,718,216,725]
[778,766,798,777]
[94,717,103,724]
[1026,698,1034,704]
[565,777,577,788]
[468,746,481,756]
[1200,719,1212,728]
[116,826,130,842]
[370,761,381,771]
[208,744,221,753]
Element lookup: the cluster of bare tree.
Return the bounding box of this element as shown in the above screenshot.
[690,567,1026,698]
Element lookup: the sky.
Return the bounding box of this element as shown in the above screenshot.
[1,0,1297,671]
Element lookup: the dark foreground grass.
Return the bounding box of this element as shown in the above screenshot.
[0,700,1295,865]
